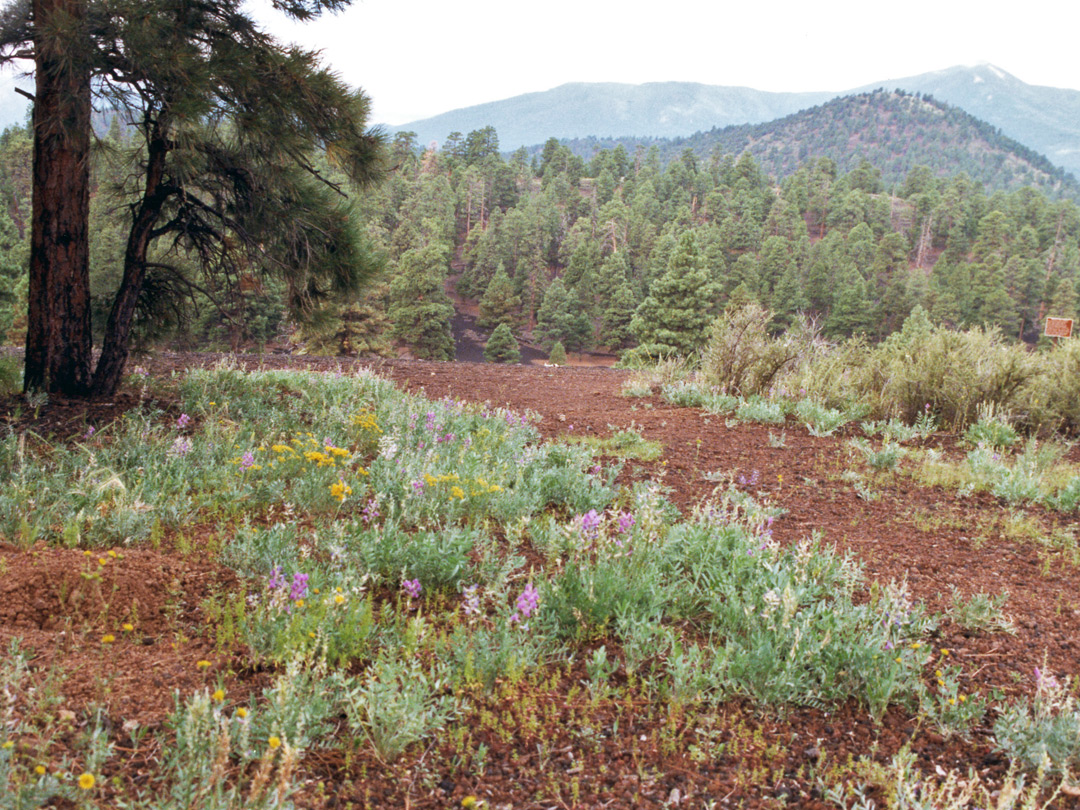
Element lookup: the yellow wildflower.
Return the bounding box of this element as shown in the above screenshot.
[450,486,465,500]
[101,634,115,644]
[196,660,211,670]
[212,689,225,702]
[35,765,46,775]
[334,594,346,605]
[236,707,248,718]
[330,481,352,502]
[122,623,134,632]
[78,773,95,790]
[268,736,281,749]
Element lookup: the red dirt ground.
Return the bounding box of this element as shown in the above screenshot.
[3,351,1079,808]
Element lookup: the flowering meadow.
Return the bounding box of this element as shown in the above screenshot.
[1,361,1078,808]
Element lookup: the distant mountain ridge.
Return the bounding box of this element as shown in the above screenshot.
[389,65,1080,178]
[553,90,1077,196]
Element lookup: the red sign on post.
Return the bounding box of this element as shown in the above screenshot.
[1045,317,1074,338]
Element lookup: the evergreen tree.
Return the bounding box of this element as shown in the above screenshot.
[388,245,455,360]
[0,0,386,395]
[534,277,590,351]
[600,279,638,349]
[477,264,521,330]
[630,231,718,356]
[484,321,521,363]
[0,203,26,341]
[824,262,873,338]
[547,340,567,365]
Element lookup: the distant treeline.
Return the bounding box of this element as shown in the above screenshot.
[1,116,1078,362]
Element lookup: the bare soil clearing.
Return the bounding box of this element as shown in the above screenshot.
[3,351,1079,808]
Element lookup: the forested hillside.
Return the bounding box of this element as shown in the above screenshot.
[1,118,1079,360]
[555,91,1078,197]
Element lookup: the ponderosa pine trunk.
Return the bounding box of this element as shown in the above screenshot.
[90,128,171,397]
[24,0,93,396]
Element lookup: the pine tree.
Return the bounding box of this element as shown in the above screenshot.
[547,340,567,365]
[484,322,521,364]
[534,277,591,351]
[0,0,385,395]
[600,279,638,349]
[388,245,455,360]
[477,264,521,330]
[824,262,872,338]
[630,232,718,356]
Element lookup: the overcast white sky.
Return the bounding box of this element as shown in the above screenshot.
[248,0,1080,126]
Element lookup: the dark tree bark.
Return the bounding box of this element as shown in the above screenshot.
[91,126,171,397]
[24,0,93,395]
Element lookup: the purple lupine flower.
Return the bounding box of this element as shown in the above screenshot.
[515,583,540,619]
[268,566,286,590]
[412,479,425,492]
[402,579,422,599]
[84,426,95,439]
[361,499,380,525]
[580,509,602,539]
[462,585,481,616]
[617,512,635,534]
[176,413,191,429]
[169,437,193,458]
[240,451,256,470]
[290,573,309,600]
[425,412,437,431]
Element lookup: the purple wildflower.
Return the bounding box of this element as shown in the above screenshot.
[412,479,425,492]
[361,499,380,525]
[617,512,635,534]
[176,413,191,429]
[580,509,602,539]
[169,437,193,458]
[268,567,285,590]
[290,573,309,600]
[425,412,437,431]
[515,583,540,619]
[402,579,422,599]
[240,451,256,470]
[84,426,95,439]
[462,585,481,616]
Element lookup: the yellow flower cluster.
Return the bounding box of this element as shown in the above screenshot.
[352,411,382,434]
[304,450,337,467]
[424,472,461,487]
[330,481,353,502]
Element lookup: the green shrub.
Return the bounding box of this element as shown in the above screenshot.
[484,322,521,364]
[0,355,19,395]
[994,671,1080,774]
[964,404,1019,449]
[547,340,567,365]
[701,303,813,397]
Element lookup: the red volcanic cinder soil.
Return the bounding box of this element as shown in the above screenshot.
[2,351,1079,809]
